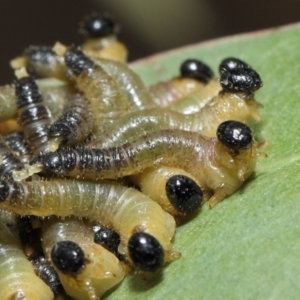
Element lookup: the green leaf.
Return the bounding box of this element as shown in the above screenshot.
[105,24,300,300]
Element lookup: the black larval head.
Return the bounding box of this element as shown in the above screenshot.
[128,232,164,272]
[78,13,117,38]
[217,120,253,150]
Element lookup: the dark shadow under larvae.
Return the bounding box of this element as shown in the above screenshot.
[15,76,53,155]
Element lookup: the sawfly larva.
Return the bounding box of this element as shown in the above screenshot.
[79,12,128,63]
[0,179,176,270]
[92,57,156,111]
[149,58,214,107]
[0,220,54,300]
[0,79,73,122]
[35,121,261,207]
[15,75,53,155]
[48,94,93,151]
[42,216,128,300]
[62,46,129,130]
[131,166,204,216]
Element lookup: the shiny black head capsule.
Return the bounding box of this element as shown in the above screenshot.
[166,175,203,213]
[79,13,117,38]
[0,180,10,202]
[64,47,94,76]
[217,120,253,150]
[24,45,58,64]
[94,226,121,256]
[220,67,262,93]
[14,76,43,108]
[219,57,250,74]
[180,59,214,83]
[51,241,85,276]
[128,232,164,272]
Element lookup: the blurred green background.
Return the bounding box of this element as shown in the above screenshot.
[1,0,299,84]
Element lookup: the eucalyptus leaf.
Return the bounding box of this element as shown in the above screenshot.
[103,23,300,300]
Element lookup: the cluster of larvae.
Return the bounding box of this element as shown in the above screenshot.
[0,12,265,300]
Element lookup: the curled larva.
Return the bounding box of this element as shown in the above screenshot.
[149,58,214,107]
[63,46,129,130]
[0,134,24,179]
[35,121,261,207]
[92,57,156,111]
[0,220,54,300]
[4,132,31,164]
[0,178,176,269]
[29,252,65,298]
[15,75,53,155]
[131,166,204,216]
[89,66,262,145]
[79,12,128,63]
[41,216,128,300]
[48,93,93,151]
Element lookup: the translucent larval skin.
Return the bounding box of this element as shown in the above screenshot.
[37,129,258,207]
[89,90,262,147]
[149,77,206,107]
[0,179,176,259]
[169,78,221,114]
[131,166,204,216]
[0,134,24,179]
[64,48,129,131]
[41,217,128,300]
[0,79,75,122]
[15,76,53,155]
[82,36,128,63]
[93,58,156,111]
[0,221,54,300]
[48,94,94,150]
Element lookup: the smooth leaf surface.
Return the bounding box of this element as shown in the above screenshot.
[105,24,300,300]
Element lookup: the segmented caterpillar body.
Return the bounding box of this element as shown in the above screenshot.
[36,121,259,207]
[15,76,53,155]
[0,221,54,300]
[0,179,176,264]
[48,94,93,151]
